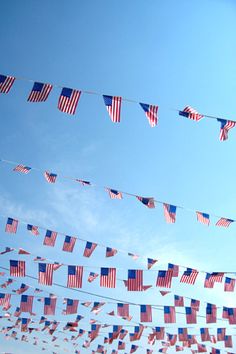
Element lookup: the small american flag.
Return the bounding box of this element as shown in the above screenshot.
[164,306,176,323]
[217,119,236,141]
[44,297,57,315]
[179,106,203,121]
[208,272,224,284]
[44,171,57,183]
[200,328,210,342]
[76,179,91,186]
[224,277,235,292]
[64,299,79,315]
[130,344,139,353]
[106,247,117,257]
[174,295,184,307]
[38,263,54,285]
[27,224,39,236]
[204,273,214,288]
[117,303,129,318]
[224,335,233,348]
[58,88,81,115]
[13,164,31,174]
[127,269,143,291]
[197,344,207,352]
[88,272,99,283]
[20,295,34,313]
[10,260,25,277]
[21,318,30,332]
[217,328,226,341]
[5,218,18,234]
[147,258,157,270]
[106,188,123,199]
[140,305,152,322]
[206,303,217,323]
[67,265,83,288]
[228,308,236,324]
[190,298,200,311]
[43,230,57,247]
[156,270,173,288]
[168,263,179,277]
[100,267,116,288]
[196,211,210,226]
[216,217,234,228]
[62,235,76,252]
[136,196,155,208]
[185,307,197,324]
[139,103,158,127]
[118,341,125,350]
[14,306,21,317]
[180,268,199,285]
[178,328,188,341]
[0,293,11,310]
[0,74,15,93]
[103,95,122,123]
[27,82,52,102]
[163,203,177,223]
[0,247,13,255]
[83,241,97,257]
[16,283,29,294]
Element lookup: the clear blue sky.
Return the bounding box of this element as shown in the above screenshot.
[0,0,236,353]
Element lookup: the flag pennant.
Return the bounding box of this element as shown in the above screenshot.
[44,171,57,184]
[159,290,171,296]
[190,298,200,311]
[216,217,234,228]
[139,103,158,127]
[87,272,99,283]
[224,335,233,348]
[91,302,105,314]
[13,164,31,174]
[43,230,57,247]
[106,247,117,257]
[103,95,121,123]
[204,273,214,288]
[168,263,179,277]
[185,307,197,324]
[89,324,101,341]
[147,258,157,270]
[222,306,229,319]
[118,341,125,350]
[200,328,210,342]
[106,188,123,199]
[179,106,204,121]
[119,329,128,340]
[67,265,83,288]
[136,196,155,208]
[117,303,129,318]
[217,328,226,341]
[83,241,97,257]
[197,344,207,353]
[64,299,79,315]
[217,119,236,141]
[58,88,81,115]
[100,267,116,288]
[227,308,236,324]
[140,305,152,322]
[0,74,15,93]
[16,283,29,294]
[127,269,143,291]
[27,224,39,236]
[27,82,52,102]
[180,268,199,284]
[196,212,210,226]
[10,260,25,277]
[178,328,188,341]
[14,306,21,317]
[44,297,57,315]
[206,303,217,323]
[20,295,34,313]
[0,247,14,255]
[224,277,235,292]
[5,218,18,234]
[164,306,176,323]
[156,270,173,288]
[0,293,11,311]
[130,344,139,353]
[167,333,177,346]
[174,295,184,307]
[21,318,30,332]
[62,236,76,253]
[128,252,139,260]
[18,248,30,255]
[38,263,54,285]
[163,203,177,223]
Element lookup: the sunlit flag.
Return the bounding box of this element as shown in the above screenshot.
[10,260,25,277]
[103,95,122,123]
[215,217,234,228]
[106,188,123,199]
[100,267,116,288]
[140,305,152,322]
[83,241,97,257]
[62,236,76,253]
[27,82,52,102]
[64,299,79,315]
[27,224,39,236]
[196,211,210,226]
[224,277,235,292]
[217,119,236,141]
[87,272,99,283]
[58,88,81,115]
[180,268,198,284]
[185,307,197,324]
[163,203,177,223]
[20,295,34,313]
[127,269,143,291]
[44,171,57,183]
[0,74,15,93]
[206,303,217,323]
[136,196,155,208]
[156,270,173,288]
[44,297,57,315]
[38,263,54,285]
[13,164,31,174]
[5,218,18,234]
[67,265,83,288]
[139,103,158,127]
[174,295,184,307]
[179,106,203,121]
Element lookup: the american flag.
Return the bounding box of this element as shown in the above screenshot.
[27,82,52,102]
[127,270,143,291]
[89,324,101,340]
[136,196,155,208]
[0,247,13,255]
[185,307,197,324]
[14,306,21,317]
[18,248,30,255]
[58,87,81,115]
[224,277,235,292]
[200,328,210,342]
[168,263,179,277]
[139,103,158,127]
[118,341,125,350]
[222,306,229,319]
[208,272,224,284]
[179,106,203,121]
[119,329,128,340]
[0,75,15,93]
[206,303,217,323]
[20,295,34,313]
[5,218,18,234]
[190,298,200,311]
[97,344,105,353]
[100,267,116,288]
[147,258,157,270]
[196,211,210,226]
[197,344,207,352]
[164,306,176,323]
[44,297,57,315]
[178,328,188,341]
[27,224,39,236]
[76,179,91,186]
[217,119,236,141]
[167,333,177,346]
[91,302,105,314]
[163,203,177,223]
[117,303,129,318]
[16,283,29,294]
[153,327,164,340]
[0,293,11,310]
[204,273,214,288]
[147,349,153,354]
[106,247,117,257]
[216,217,234,228]
[156,270,173,288]
[67,265,83,288]
[88,272,99,283]
[228,307,236,324]
[13,164,31,174]
[38,263,54,285]
[83,241,97,257]
[21,318,30,332]
[106,188,123,199]
[62,235,76,252]
[140,305,152,322]
[103,95,122,123]
[180,268,199,284]
[217,328,226,341]
[65,299,79,315]
[44,171,57,183]
[43,230,57,247]
[10,260,25,277]
[130,344,139,353]
[224,335,233,348]
[174,295,184,307]
[211,348,221,354]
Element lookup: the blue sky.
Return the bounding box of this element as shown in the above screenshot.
[0,0,236,353]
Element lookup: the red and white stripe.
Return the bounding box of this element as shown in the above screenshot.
[44,297,57,315]
[5,219,18,234]
[43,231,57,247]
[0,76,15,93]
[107,188,123,199]
[163,204,176,223]
[65,299,79,315]
[180,270,199,285]
[127,270,143,291]
[10,261,25,277]
[117,303,129,317]
[140,305,152,322]
[38,264,54,285]
[20,295,34,313]
[100,268,116,288]
[208,272,224,283]
[27,83,52,102]
[0,294,11,310]
[196,212,210,226]
[67,266,83,288]
[13,164,31,174]
[183,106,203,121]
[62,236,76,252]
[216,218,233,228]
[44,171,57,183]
[58,90,81,115]
[156,271,173,288]
[219,120,236,141]
[146,105,158,127]
[106,96,122,122]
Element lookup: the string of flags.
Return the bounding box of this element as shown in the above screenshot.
[0,73,236,141]
[1,157,236,229]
